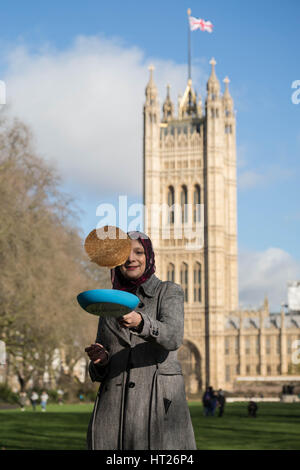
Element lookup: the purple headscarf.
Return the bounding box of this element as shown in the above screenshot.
[110,231,156,294]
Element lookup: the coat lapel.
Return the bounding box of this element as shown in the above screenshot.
[137,274,161,298]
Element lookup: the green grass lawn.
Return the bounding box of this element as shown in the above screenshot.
[189,401,300,450]
[0,402,299,450]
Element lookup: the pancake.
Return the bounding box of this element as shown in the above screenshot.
[84,225,131,268]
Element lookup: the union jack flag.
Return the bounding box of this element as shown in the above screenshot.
[189,16,213,33]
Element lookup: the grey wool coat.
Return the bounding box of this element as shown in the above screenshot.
[86,274,197,450]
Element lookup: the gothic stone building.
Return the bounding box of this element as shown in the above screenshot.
[143,59,300,394]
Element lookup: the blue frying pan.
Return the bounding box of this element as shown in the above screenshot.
[77,289,140,317]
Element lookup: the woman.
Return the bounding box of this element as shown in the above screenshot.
[40,390,49,412]
[85,230,196,450]
[30,390,39,412]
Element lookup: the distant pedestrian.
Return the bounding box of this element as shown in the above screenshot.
[210,387,218,416]
[57,389,64,405]
[40,391,49,412]
[217,389,226,417]
[202,387,212,416]
[19,392,27,412]
[248,400,258,418]
[79,393,84,403]
[30,391,39,411]
[206,386,217,416]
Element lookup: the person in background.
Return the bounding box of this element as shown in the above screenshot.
[19,391,27,412]
[30,390,39,411]
[217,389,226,417]
[248,400,258,418]
[79,393,84,403]
[40,390,49,412]
[202,387,212,416]
[209,386,217,416]
[57,388,64,405]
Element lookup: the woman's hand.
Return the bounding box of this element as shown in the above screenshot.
[84,343,109,365]
[117,311,142,329]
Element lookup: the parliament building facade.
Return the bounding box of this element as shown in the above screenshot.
[143,59,300,394]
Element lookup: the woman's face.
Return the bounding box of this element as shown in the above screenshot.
[120,239,146,280]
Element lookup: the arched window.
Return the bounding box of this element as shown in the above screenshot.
[266,337,271,355]
[245,337,250,355]
[193,262,201,302]
[180,185,188,223]
[167,186,175,224]
[193,184,201,222]
[167,263,175,282]
[225,337,230,355]
[180,262,188,302]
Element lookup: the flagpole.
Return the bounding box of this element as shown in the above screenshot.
[187,8,191,81]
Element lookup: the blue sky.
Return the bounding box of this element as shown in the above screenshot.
[0,0,299,310]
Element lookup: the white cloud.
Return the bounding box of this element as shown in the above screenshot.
[238,164,294,191]
[238,169,264,190]
[236,144,248,169]
[238,247,300,311]
[3,35,206,199]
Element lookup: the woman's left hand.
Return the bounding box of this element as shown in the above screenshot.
[117,311,142,329]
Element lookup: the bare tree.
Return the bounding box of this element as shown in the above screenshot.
[0,111,110,390]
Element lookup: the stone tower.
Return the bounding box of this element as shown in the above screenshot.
[143,59,238,392]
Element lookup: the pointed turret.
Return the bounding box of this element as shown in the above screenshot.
[144,64,160,126]
[143,64,160,212]
[197,93,203,117]
[223,76,231,99]
[223,76,234,116]
[205,57,222,122]
[222,75,235,136]
[177,92,182,116]
[178,79,198,119]
[162,84,174,122]
[207,57,220,100]
[145,64,158,106]
[263,295,269,313]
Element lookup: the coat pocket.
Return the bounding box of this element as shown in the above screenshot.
[163,397,172,414]
[159,374,175,415]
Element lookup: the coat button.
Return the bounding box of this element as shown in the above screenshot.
[128,381,135,388]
